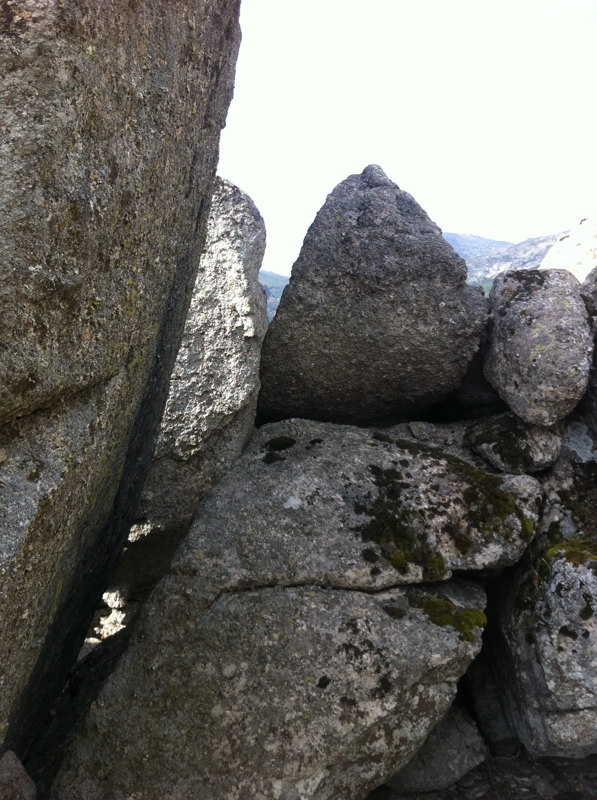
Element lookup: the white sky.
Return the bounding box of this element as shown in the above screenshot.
[218,0,597,276]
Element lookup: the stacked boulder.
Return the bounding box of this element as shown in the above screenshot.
[50,167,597,799]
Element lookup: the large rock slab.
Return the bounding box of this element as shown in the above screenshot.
[484,269,593,426]
[156,419,541,591]
[52,579,486,800]
[52,421,495,798]
[0,751,36,800]
[133,177,268,539]
[0,0,240,756]
[258,165,487,425]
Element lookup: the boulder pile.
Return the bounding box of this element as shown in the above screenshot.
[48,168,597,799]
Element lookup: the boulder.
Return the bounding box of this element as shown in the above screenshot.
[0,751,36,800]
[0,0,240,756]
[465,413,562,474]
[484,269,593,426]
[489,432,597,757]
[131,419,541,592]
[541,218,597,284]
[258,165,487,425]
[385,705,488,794]
[51,425,493,799]
[132,177,267,539]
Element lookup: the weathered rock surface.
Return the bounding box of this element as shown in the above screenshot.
[484,269,593,426]
[541,218,597,283]
[489,431,597,757]
[0,0,240,757]
[386,706,487,794]
[0,751,36,800]
[52,578,486,800]
[51,420,496,799]
[139,419,541,591]
[258,165,487,425]
[133,177,267,539]
[465,413,562,474]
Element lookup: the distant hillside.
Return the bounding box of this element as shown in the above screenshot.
[443,233,513,261]
[464,233,563,286]
[259,270,289,320]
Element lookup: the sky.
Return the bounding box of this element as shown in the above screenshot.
[218,0,597,276]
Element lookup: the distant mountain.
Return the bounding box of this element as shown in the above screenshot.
[259,270,289,320]
[443,233,514,261]
[463,233,564,286]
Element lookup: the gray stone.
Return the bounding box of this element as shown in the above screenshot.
[0,0,240,754]
[484,269,593,426]
[51,423,491,800]
[258,165,487,425]
[541,218,597,284]
[133,177,267,538]
[144,419,540,592]
[491,438,597,757]
[386,706,488,793]
[465,413,562,474]
[0,751,36,800]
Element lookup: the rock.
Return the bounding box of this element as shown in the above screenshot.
[385,706,488,793]
[484,269,593,426]
[489,436,597,757]
[465,413,562,474]
[258,165,487,425]
[133,177,267,539]
[0,751,36,800]
[541,218,597,284]
[581,263,597,332]
[51,418,493,798]
[134,419,540,591]
[0,0,240,755]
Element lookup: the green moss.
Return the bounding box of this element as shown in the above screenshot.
[422,595,487,642]
[465,416,533,474]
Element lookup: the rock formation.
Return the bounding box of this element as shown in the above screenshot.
[0,0,241,761]
[52,419,508,800]
[0,751,36,800]
[484,269,593,426]
[131,177,267,541]
[258,165,487,425]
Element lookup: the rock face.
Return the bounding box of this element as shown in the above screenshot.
[484,269,593,426]
[541,218,597,283]
[386,706,487,794]
[465,413,562,474]
[0,0,240,758]
[133,177,268,540]
[129,419,540,591]
[51,418,497,800]
[0,751,36,800]
[487,429,597,758]
[258,165,487,425]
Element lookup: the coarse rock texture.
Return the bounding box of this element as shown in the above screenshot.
[51,419,492,799]
[385,706,487,794]
[0,751,36,800]
[258,165,487,425]
[484,269,593,426]
[582,264,597,331]
[133,418,541,591]
[541,217,597,284]
[465,413,562,474]
[0,0,240,758]
[487,432,597,758]
[132,177,268,540]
